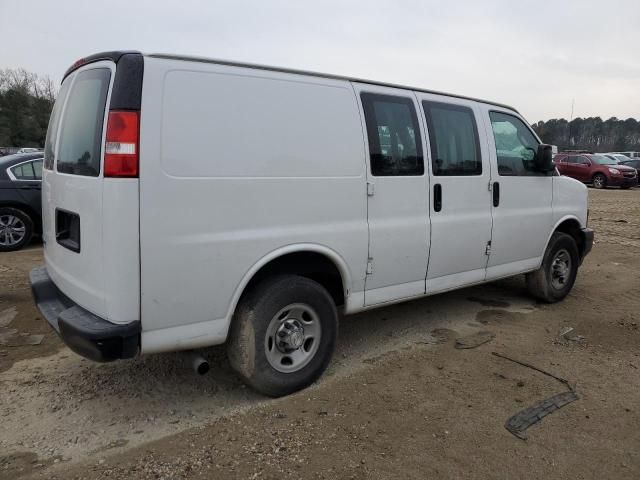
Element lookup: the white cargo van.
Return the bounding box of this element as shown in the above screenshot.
[31,51,593,396]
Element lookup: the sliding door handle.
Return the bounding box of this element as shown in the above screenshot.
[493,181,500,207]
[434,184,442,212]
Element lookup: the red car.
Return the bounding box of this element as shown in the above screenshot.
[555,152,638,189]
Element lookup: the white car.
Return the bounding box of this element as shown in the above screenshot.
[31,51,593,396]
[609,151,640,159]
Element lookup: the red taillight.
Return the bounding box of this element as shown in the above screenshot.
[104,110,139,177]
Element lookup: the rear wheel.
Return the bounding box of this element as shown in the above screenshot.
[227,275,338,397]
[526,232,579,303]
[592,173,607,189]
[0,207,33,252]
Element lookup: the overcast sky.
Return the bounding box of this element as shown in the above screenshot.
[1,0,638,122]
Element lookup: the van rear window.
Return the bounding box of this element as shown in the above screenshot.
[57,68,111,176]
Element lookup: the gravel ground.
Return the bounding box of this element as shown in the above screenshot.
[1,187,639,479]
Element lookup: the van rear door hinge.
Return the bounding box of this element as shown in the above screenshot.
[485,241,492,256]
[367,181,375,196]
[366,258,374,275]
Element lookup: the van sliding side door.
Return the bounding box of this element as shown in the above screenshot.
[416,94,493,293]
[353,83,430,306]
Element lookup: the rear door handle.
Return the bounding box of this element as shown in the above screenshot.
[434,184,442,212]
[493,181,500,207]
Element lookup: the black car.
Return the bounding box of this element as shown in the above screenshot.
[0,153,44,251]
[618,159,640,183]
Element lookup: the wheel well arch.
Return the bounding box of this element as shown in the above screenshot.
[226,245,351,324]
[551,217,585,257]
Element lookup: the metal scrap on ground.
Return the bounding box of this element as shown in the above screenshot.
[492,351,578,440]
[504,391,579,440]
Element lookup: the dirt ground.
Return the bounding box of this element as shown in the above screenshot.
[0,188,638,480]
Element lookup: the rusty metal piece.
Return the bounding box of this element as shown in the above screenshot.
[505,391,579,440]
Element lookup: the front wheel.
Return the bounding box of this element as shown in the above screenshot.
[525,232,579,303]
[227,275,338,397]
[592,173,607,189]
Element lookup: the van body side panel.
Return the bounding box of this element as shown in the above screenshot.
[139,57,368,352]
[551,176,588,228]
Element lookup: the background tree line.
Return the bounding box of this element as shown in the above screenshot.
[0,68,55,149]
[532,117,640,153]
[1,66,639,153]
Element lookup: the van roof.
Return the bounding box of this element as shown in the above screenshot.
[64,51,519,114]
[149,53,519,114]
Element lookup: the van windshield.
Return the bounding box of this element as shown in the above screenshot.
[56,68,111,176]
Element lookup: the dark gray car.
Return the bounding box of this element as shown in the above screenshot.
[618,159,640,183]
[0,152,44,251]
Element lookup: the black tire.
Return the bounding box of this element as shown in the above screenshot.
[227,275,338,397]
[592,173,607,189]
[621,186,631,190]
[525,232,579,303]
[0,207,34,252]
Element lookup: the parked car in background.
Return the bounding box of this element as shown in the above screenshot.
[602,153,632,163]
[16,147,41,154]
[609,151,640,159]
[0,152,43,251]
[555,152,638,189]
[617,157,640,180]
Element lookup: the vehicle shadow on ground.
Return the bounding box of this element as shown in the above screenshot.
[0,274,537,463]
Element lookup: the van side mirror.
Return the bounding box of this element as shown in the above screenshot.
[535,144,554,172]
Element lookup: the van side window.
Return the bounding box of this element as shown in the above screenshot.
[422,101,482,176]
[360,93,424,176]
[489,111,542,176]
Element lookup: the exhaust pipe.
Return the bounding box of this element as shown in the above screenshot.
[187,352,210,375]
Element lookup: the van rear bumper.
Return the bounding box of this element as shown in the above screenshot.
[30,266,140,362]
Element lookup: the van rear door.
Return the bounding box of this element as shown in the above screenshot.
[42,55,142,325]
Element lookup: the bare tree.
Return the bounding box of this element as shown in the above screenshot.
[0,68,57,99]
[0,68,57,147]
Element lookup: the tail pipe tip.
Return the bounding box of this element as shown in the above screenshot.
[189,353,210,375]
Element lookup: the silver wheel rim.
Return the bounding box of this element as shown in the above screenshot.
[0,215,26,247]
[550,249,571,290]
[265,303,322,373]
[593,175,604,188]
